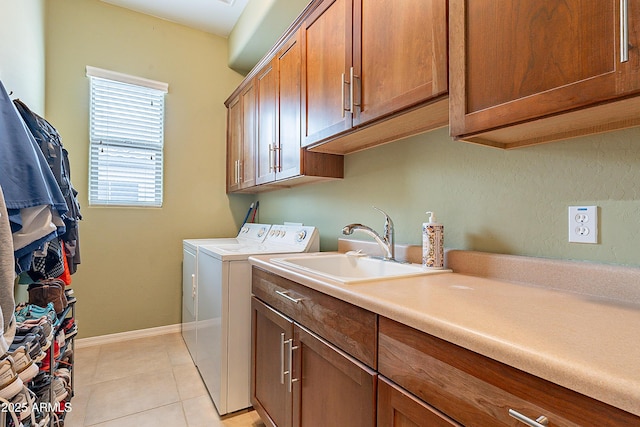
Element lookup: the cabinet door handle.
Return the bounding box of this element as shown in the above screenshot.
[621,0,629,62]
[349,67,360,113]
[280,332,286,384]
[268,144,274,172]
[191,274,196,298]
[287,338,299,393]
[274,145,281,172]
[238,160,243,183]
[341,72,350,118]
[275,290,303,303]
[508,409,549,427]
[233,160,237,184]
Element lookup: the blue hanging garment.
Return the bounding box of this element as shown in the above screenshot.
[0,80,68,272]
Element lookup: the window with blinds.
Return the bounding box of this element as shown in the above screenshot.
[87,66,168,207]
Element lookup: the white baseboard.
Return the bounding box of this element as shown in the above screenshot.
[75,323,181,349]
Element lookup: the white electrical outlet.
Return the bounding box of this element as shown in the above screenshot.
[568,206,598,244]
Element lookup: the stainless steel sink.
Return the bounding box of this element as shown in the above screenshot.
[271,253,450,284]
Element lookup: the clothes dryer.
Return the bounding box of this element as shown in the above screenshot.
[181,223,271,365]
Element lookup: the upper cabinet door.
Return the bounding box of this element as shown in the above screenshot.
[353,0,448,127]
[277,31,302,181]
[240,83,256,189]
[302,0,354,147]
[450,0,640,140]
[256,62,278,185]
[226,95,242,193]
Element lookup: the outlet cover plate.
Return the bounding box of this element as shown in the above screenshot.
[568,206,598,244]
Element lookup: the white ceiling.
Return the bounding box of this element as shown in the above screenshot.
[100,0,250,37]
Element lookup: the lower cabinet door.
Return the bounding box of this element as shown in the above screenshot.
[252,297,294,427]
[377,377,461,427]
[293,324,376,427]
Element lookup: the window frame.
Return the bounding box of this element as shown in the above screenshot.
[86,66,168,208]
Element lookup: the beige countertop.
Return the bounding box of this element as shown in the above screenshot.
[248,247,640,417]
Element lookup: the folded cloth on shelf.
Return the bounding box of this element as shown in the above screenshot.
[28,238,65,280]
[11,204,65,273]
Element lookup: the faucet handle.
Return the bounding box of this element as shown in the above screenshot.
[373,206,393,224]
[372,206,394,239]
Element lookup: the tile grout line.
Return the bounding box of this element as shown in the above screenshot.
[84,402,188,427]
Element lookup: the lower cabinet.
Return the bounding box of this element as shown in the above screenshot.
[252,297,293,427]
[378,316,640,427]
[251,296,377,427]
[377,377,460,427]
[251,267,640,426]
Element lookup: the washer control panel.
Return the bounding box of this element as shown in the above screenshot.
[237,223,271,243]
[264,225,319,251]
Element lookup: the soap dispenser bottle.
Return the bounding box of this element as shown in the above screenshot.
[422,211,444,269]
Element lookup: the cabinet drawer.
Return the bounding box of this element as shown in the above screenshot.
[378,317,640,427]
[252,266,377,368]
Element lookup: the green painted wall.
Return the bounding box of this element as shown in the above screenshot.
[0,0,45,305]
[257,126,640,267]
[0,0,45,114]
[44,0,252,338]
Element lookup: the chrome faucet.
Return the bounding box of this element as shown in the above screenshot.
[342,206,395,261]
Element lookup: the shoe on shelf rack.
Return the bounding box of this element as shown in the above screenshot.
[1,290,77,427]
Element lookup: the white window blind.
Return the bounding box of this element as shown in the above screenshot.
[87,67,168,207]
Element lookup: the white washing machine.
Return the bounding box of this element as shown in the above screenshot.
[196,224,319,415]
[181,224,271,365]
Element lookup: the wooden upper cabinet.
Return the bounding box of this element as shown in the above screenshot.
[254,29,344,189]
[450,0,640,148]
[226,82,256,193]
[302,0,354,147]
[302,0,449,153]
[354,0,448,127]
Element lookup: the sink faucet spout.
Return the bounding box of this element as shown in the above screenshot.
[342,207,395,261]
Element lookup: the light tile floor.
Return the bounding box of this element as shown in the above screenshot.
[64,332,266,427]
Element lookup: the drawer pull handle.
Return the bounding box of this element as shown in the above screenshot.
[508,409,549,427]
[275,290,303,303]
